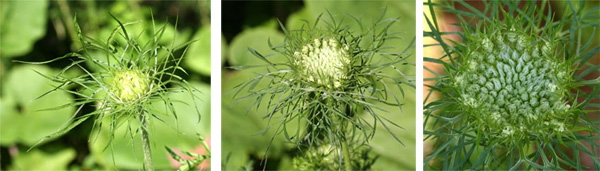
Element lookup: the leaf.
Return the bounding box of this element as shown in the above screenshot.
[368,84,417,170]
[227,27,285,66]
[9,148,76,170]
[221,69,290,169]
[0,65,75,146]
[0,0,49,58]
[184,25,211,76]
[286,7,313,32]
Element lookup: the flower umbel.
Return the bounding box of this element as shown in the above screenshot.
[455,23,572,144]
[424,1,600,170]
[293,38,351,88]
[110,70,151,103]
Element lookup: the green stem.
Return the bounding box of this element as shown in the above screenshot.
[340,104,354,171]
[341,136,352,171]
[56,0,81,50]
[140,114,154,171]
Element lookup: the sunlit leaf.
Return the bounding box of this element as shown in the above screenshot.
[0,0,49,58]
[185,25,211,76]
[0,65,75,145]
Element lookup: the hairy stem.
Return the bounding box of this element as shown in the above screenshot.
[341,136,352,171]
[140,113,154,170]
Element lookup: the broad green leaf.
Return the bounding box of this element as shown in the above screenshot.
[0,0,49,58]
[184,25,211,76]
[9,148,76,170]
[286,7,313,32]
[0,65,75,145]
[227,26,285,66]
[221,67,301,169]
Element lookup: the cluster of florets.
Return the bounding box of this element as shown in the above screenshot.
[292,38,351,89]
[292,144,339,170]
[109,69,152,103]
[453,25,573,144]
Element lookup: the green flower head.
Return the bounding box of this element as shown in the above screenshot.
[293,38,351,89]
[454,19,573,145]
[425,1,600,170]
[110,69,152,103]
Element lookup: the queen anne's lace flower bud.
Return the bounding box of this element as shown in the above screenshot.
[293,145,338,170]
[292,38,351,89]
[454,25,572,144]
[110,70,151,103]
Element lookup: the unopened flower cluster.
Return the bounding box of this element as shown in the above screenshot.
[110,69,152,103]
[292,38,351,89]
[453,25,573,144]
[292,144,339,170]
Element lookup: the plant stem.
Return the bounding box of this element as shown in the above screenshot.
[340,105,353,171]
[341,136,352,171]
[57,0,81,50]
[140,114,154,171]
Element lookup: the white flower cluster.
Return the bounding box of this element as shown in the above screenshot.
[456,30,571,139]
[111,70,151,103]
[293,38,351,88]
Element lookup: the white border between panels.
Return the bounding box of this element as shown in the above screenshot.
[210,0,222,170]
[416,0,424,170]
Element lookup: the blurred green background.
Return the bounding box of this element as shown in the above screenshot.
[0,0,210,170]
[221,0,416,170]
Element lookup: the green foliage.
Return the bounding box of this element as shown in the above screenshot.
[0,65,74,145]
[222,1,416,170]
[9,148,76,170]
[11,14,205,170]
[165,136,211,171]
[0,0,49,58]
[228,6,414,171]
[424,0,600,170]
[1,1,210,169]
[185,25,212,76]
[228,24,285,66]
[89,82,210,169]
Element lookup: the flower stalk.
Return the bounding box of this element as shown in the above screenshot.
[139,112,153,171]
[341,126,352,171]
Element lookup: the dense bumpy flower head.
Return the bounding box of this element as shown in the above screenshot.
[110,69,152,103]
[292,38,351,89]
[453,23,573,145]
[293,144,338,170]
[292,144,373,170]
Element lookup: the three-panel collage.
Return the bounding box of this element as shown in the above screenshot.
[0,0,598,170]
